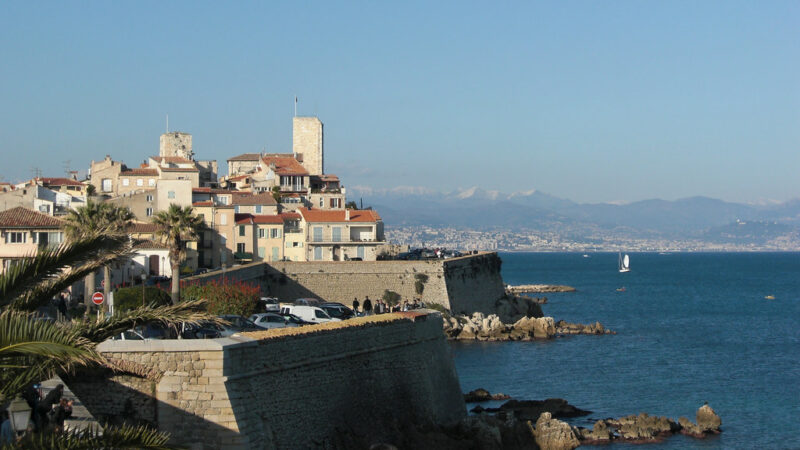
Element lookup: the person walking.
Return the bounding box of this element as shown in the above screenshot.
[57,293,68,321]
[352,297,360,315]
[363,296,372,316]
[52,398,73,434]
[37,384,63,429]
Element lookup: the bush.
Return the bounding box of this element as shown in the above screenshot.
[414,273,429,295]
[114,286,171,312]
[381,290,401,306]
[426,302,451,319]
[181,279,260,317]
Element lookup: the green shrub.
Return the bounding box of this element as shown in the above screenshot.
[381,290,401,306]
[181,279,260,316]
[114,286,171,312]
[426,302,451,319]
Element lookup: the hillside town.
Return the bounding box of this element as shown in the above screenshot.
[0,116,387,297]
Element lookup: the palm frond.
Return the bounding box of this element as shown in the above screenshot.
[9,423,176,449]
[2,235,134,312]
[73,299,218,342]
[0,310,102,403]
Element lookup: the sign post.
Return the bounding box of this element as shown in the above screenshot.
[92,292,104,322]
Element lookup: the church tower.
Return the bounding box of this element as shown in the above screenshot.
[293,117,323,175]
[160,132,194,160]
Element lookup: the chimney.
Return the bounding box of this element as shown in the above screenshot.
[345,209,350,221]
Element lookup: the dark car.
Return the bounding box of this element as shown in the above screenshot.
[218,315,262,335]
[181,322,222,339]
[281,313,312,326]
[320,303,355,320]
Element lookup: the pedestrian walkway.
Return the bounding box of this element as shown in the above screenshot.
[41,377,98,433]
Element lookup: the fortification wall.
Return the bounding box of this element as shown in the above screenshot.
[186,253,507,315]
[67,312,465,449]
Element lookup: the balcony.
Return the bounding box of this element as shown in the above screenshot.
[285,227,303,234]
[234,251,253,261]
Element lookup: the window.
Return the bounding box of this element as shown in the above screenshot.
[315,310,328,319]
[48,232,63,245]
[146,207,153,217]
[236,243,246,253]
[122,178,129,186]
[148,179,155,187]
[271,228,281,239]
[259,228,265,239]
[255,205,262,214]
[272,247,279,261]
[5,232,25,244]
[137,179,143,187]
[257,247,265,258]
[313,227,323,242]
[332,227,341,242]
[146,195,153,202]
[357,246,365,259]
[168,190,175,199]
[330,198,341,208]
[101,179,112,192]
[239,225,245,236]
[319,197,323,208]
[39,205,50,213]
[220,214,227,225]
[234,205,239,213]
[217,196,229,205]
[314,247,322,260]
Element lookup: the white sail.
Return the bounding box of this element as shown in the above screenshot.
[619,252,630,273]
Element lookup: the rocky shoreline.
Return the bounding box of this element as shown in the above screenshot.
[506,284,577,294]
[443,312,615,341]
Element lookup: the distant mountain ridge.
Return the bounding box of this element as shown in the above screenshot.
[349,185,800,237]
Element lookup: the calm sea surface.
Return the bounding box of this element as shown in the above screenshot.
[451,252,800,449]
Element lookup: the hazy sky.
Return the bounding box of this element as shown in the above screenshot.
[1,1,797,204]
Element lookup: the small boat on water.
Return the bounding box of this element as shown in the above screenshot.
[618,252,631,273]
[616,287,626,292]
[582,254,590,258]
[765,295,775,300]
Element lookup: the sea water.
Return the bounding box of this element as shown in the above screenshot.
[451,252,800,449]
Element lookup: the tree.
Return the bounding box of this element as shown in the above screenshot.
[345,200,358,210]
[152,204,204,305]
[0,233,216,447]
[63,201,134,310]
[85,183,96,197]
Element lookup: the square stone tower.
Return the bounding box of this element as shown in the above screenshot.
[160,132,194,160]
[293,117,323,175]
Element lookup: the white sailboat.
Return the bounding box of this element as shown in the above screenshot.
[618,252,630,273]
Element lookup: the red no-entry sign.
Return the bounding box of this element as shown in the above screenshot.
[91,292,105,305]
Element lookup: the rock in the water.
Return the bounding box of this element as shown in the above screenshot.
[533,412,580,450]
[609,413,678,441]
[586,420,613,441]
[696,404,722,432]
[490,398,591,421]
[513,316,556,339]
[464,388,511,403]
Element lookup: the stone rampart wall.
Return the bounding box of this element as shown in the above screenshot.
[69,312,465,449]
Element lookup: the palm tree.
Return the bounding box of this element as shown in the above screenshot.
[151,204,204,304]
[1,233,217,448]
[63,201,134,309]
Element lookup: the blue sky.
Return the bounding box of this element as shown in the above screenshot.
[1,1,797,204]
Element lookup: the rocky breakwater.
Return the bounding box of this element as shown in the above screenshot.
[443,313,614,341]
[506,284,576,294]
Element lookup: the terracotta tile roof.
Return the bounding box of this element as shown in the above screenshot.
[227,174,251,182]
[159,167,198,172]
[312,174,340,182]
[133,239,168,250]
[192,188,234,194]
[281,212,301,220]
[232,193,277,206]
[234,213,253,225]
[192,201,214,207]
[38,177,84,187]
[298,208,381,223]
[261,155,308,176]
[0,207,63,228]
[227,153,262,162]
[119,168,159,176]
[128,222,158,233]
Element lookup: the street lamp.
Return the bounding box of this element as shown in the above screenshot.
[8,395,31,436]
[141,272,147,307]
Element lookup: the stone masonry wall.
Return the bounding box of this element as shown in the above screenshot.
[73,312,465,449]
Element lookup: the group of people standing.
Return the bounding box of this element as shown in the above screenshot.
[22,383,73,435]
[351,296,424,315]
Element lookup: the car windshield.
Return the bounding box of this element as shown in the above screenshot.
[323,307,343,318]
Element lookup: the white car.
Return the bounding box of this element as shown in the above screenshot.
[259,297,281,313]
[279,305,341,324]
[249,313,299,330]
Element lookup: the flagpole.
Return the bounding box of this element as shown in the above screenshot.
[294,96,297,117]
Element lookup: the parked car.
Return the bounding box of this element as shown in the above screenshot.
[181,322,222,339]
[281,313,312,326]
[280,305,341,324]
[114,323,177,340]
[249,313,299,330]
[294,298,323,307]
[259,297,281,313]
[320,303,355,320]
[217,315,262,335]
